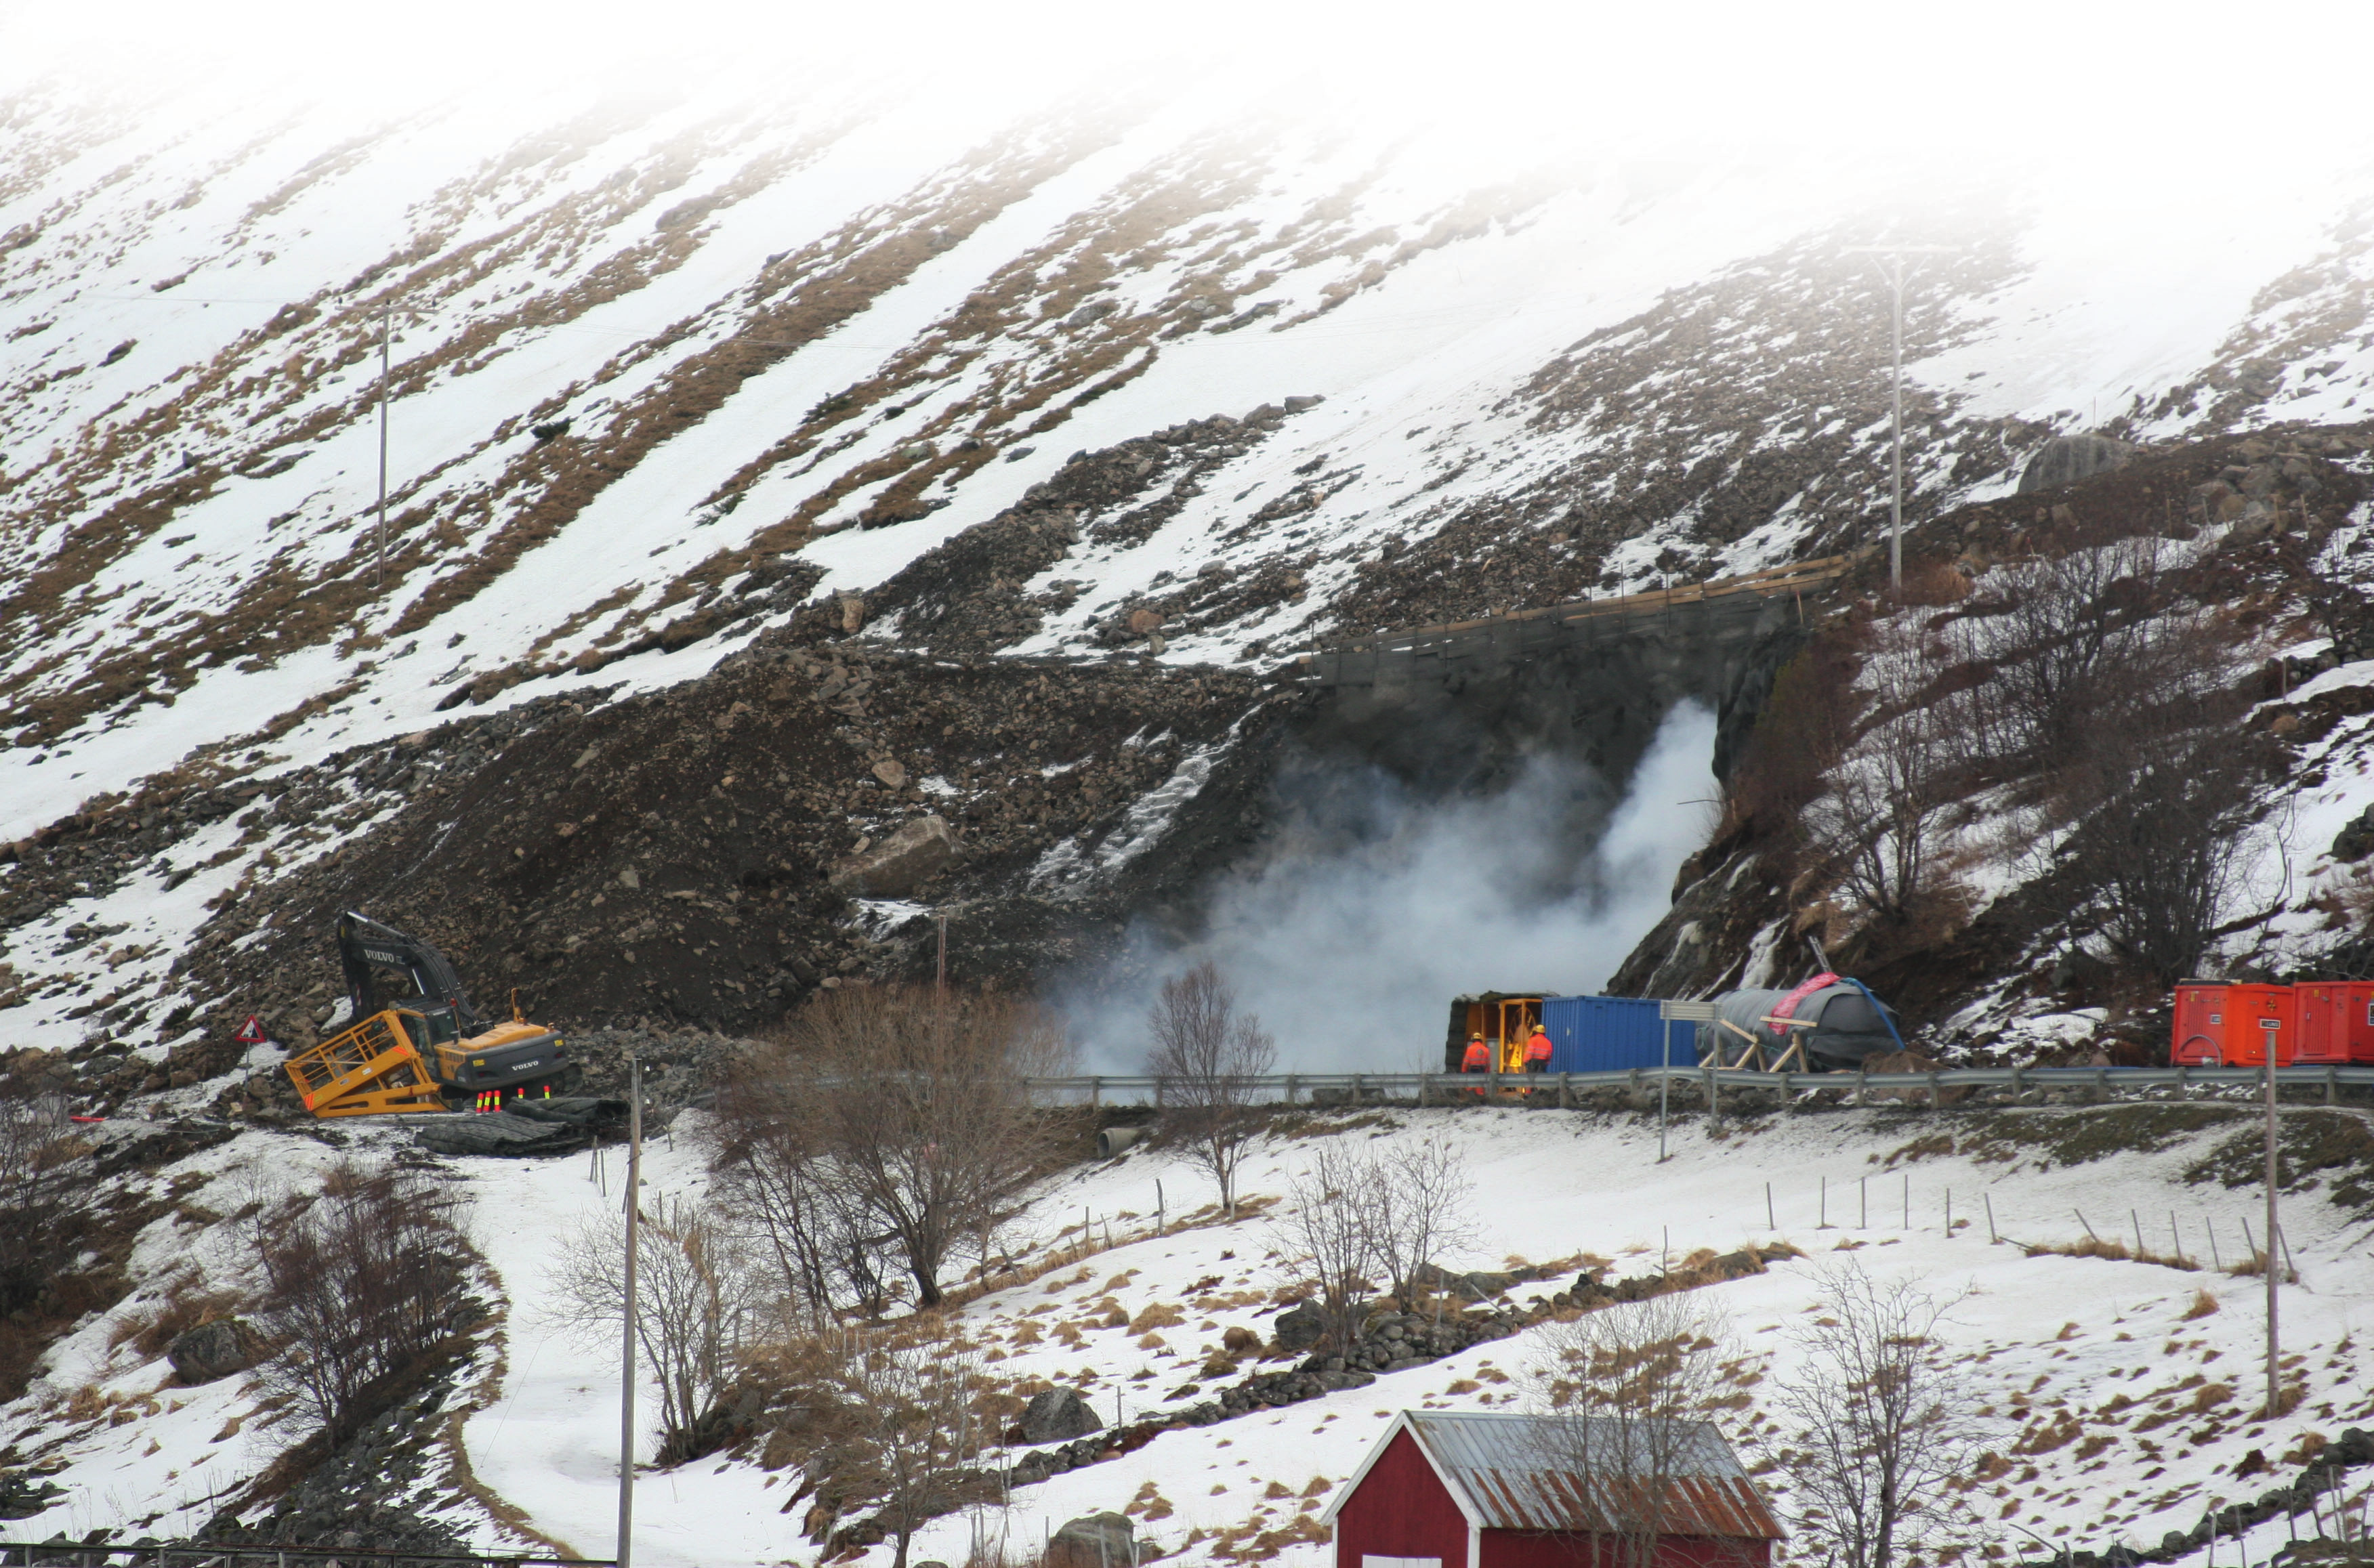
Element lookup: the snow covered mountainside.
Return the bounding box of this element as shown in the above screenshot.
[12,72,2374,1069]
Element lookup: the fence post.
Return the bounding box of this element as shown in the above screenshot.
[1558,1072,1571,1109]
[2328,1066,2338,1106]
[1926,1069,1940,1108]
[1705,1066,1720,1130]
[1854,1069,1868,1108]
[1091,1076,1102,1109]
[1286,1073,1299,1105]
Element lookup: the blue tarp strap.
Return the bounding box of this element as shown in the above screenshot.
[1839,975,1908,1055]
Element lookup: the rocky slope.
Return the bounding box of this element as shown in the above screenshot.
[13,77,2374,1080]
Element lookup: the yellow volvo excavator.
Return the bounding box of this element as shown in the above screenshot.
[283,912,580,1118]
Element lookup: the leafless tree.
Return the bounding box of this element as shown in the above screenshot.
[1271,1142,1385,1353]
[1369,1137,1476,1308]
[1803,620,1966,927]
[1145,960,1275,1218]
[552,1191,765,1465]
[776,1326,1002,1568]
[2066,722,2288,985]
[245,1160,480,1442]
[1521,1294,1745,1568]
[711,1064,878,1329]
[752,985,1072,1308]
[1774,1261,1994,1568]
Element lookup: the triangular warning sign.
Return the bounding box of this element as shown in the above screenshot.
[234,1015,268,1045]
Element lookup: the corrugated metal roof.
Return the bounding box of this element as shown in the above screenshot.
[1405,1412,1783,1542]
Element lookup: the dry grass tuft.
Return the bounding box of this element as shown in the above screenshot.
[2183,1288,2221,1320]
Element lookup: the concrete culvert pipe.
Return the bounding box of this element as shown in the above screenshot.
[1096,1125,1144,1159]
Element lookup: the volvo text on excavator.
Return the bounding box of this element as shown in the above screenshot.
[282,912,581,1117]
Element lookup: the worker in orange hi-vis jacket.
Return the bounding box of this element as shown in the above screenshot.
[1461,1034,1491,1095]
[1522,1025,1554,1074]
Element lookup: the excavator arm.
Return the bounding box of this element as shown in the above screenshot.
[339,910,482,1038]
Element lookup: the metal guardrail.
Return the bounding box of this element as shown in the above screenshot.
[0,1546,611,1568]
[1024,1065,2374,1107]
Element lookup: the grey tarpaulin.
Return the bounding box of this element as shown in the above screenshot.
[412,1096,629,1157]
[1698,984,1900,1069]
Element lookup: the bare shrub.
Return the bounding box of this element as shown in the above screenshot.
[0,1089,98,1397]
[747,985,1071,1309]
[1145,961,1275,1218]
[1952,535,2200,776]
[553,1191,764,1466]
[768,1326,1003,1568]
[0,1090,83,1319]
[1369,1138,1475,1307]
[1774,1260,1995,1568]
[1270,1142,1384,1352]
[245,1160,479,1443]
[1521,1294,1745,1568]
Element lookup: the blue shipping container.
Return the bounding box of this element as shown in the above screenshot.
[1539,995,1697,1073]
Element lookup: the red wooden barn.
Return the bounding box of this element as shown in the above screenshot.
[1323,1411,1782,1568]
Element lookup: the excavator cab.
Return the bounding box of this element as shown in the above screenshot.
[284,913,580,1118]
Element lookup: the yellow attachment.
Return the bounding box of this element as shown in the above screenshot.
[283,1010,448,1117]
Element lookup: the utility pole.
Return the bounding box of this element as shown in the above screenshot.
[619,1055,642,1568]
[2266,1046,2281,1418]
[1844,246,1955,592]
[375,305,390,592]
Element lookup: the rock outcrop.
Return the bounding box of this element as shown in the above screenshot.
[2018,432,2138,492]
[166,1318,262,1384]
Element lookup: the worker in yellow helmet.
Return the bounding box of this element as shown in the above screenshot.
[1522,1023,1554,1073]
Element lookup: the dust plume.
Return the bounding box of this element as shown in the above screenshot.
[1069,702,1717,1073]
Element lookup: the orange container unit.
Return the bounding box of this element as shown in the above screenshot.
[2294,981,2374,1063]
[2171,983,2296,1066]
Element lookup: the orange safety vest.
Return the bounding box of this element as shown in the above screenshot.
[1461,1039,1491,1071]
[1524,1030,1553,1063]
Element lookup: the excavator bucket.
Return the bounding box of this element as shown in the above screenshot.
[284,1010,449,1117]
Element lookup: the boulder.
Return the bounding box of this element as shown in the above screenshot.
[1271,1298,1324,1351]
[1017,1386,1104,1446]
[2331,805,2374,862]
[2018,433,2137,494]
[168,1318,262,1384]
[1046,1513,1135,1568]
[827,815,959,897]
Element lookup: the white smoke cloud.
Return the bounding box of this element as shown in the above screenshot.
[1068,702,1717,1072]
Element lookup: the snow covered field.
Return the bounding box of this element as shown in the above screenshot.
[14,1101,2372,1568]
